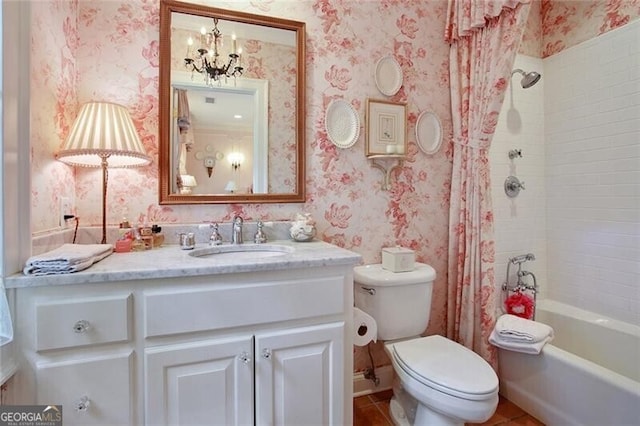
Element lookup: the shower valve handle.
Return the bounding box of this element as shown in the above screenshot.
[504,176,525,197]
[508,149,523,159]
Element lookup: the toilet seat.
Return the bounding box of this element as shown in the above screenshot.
[390,335,498,401]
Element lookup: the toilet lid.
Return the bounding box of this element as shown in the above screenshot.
[391,335,498,400]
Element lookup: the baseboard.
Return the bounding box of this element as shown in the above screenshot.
[353,365,394,397]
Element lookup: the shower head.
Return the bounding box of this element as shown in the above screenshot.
[511,68,541,88]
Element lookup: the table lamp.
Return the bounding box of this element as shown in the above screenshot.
[57,102,151,244]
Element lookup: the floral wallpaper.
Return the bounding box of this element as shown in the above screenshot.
[519,0,543,57]
[519,0,640,58]
[541,0,640,57]
[30,0,453,372]
[30,0,639,374]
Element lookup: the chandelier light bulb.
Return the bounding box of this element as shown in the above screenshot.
[186,37,194,57]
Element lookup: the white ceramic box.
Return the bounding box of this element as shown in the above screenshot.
[381,247,415,272]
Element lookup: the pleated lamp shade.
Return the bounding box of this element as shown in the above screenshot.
[57,102,150,167]
[57,102,150,244]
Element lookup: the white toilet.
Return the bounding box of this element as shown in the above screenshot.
[354,263,499,426]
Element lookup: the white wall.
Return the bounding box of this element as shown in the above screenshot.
[491,55,547,307]
[493,23,639,327]
[544,20,640,326]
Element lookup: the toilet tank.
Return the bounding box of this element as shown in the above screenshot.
[354,263,436,341]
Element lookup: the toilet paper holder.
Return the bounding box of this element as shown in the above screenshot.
[357,324,369,336]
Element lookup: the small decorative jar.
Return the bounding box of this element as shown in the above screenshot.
[289,213,317,242]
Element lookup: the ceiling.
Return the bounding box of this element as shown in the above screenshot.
[183,85,255,131]
[172,12,296,47]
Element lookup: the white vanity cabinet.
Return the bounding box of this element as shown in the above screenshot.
[145,322,344,426]
[14,292,135,425]
[36,351,134,425]
[254,322,344,425]
[145,335,255,425]
[142,271,347,425]
[11,261,355,426]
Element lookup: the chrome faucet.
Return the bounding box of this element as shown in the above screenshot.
[231,215,244,244]
[209,223,223,246]
[517,270,538,291]
[254,220,267,244]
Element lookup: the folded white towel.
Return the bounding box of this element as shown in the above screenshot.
[489,329,552,355]
[23,244,113,276]
[495,314,554,343]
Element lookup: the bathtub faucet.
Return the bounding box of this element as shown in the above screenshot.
[517,270,538,292]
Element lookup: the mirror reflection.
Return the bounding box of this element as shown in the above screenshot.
[171,75,267,195]
[159,1,306,204]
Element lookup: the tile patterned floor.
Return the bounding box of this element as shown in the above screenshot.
[353,389,545,426]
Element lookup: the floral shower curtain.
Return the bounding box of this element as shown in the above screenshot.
[445,0,531,368]
[175,89,193,184]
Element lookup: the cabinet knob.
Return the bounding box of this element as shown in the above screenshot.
[237,351,251,364]
[262,348,271,359]
[74,395,91,412]
[72,320,91,334]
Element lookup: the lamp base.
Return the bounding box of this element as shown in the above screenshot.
[101,155,108,244]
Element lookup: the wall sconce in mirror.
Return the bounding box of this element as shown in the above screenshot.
[228,152,244,170]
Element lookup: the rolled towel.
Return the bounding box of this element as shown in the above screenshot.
[495,314,554,343]
[24,244,113,276]
[489,329,552,355]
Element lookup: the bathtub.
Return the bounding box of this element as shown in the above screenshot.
[498,299,640,426]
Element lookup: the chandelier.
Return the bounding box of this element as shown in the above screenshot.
[184,18,243,86]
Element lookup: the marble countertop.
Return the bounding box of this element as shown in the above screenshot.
[6,240,362,289]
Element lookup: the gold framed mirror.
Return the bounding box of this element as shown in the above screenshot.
[159,0,305,204]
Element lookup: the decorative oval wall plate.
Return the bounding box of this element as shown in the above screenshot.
[415,111,443,155]
[325,99,360,149]
[374,55,403,96]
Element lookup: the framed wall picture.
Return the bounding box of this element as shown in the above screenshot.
[365,99,407,157]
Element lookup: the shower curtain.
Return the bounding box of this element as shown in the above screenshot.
[445,0,530,368]
[176,89,193,183]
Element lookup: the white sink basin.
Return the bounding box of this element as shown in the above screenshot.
[188,244,294,260]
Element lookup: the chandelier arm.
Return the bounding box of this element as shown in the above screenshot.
[183,17,244,85]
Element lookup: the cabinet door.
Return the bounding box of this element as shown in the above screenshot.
[255,322,345,426]
[145,335,253,426]
[36,351,134,426]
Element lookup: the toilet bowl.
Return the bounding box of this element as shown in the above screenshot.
[386,336,498,425]
[353,264,499,426]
